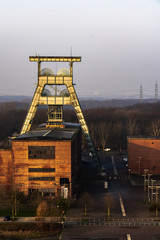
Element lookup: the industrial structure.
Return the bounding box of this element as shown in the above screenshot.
[128,137,160,176]
[139,82,159,101]
[155,81,158,101]
[139,84,143,101]
[0,56,104,196]
[20,56,103,174]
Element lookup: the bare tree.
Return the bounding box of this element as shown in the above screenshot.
[89,123,98,147]
[36,200,48,217]
[56,197,70,218]
[98,122,108,151]
[112,122,125,152]
[80,191,93,217]
[126,119,140,136]
[103,193,114,219]
[149,119,160,136]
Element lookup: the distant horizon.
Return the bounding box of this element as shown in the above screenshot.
[0,94,158,101]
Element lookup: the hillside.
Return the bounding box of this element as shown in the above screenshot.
[0,95,158,110]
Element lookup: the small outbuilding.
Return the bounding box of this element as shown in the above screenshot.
[128,136,160,176]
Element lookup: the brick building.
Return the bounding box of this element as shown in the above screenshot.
[128,137,160,175]
[0,123,81,197]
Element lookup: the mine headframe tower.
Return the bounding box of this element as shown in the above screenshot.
[20,56,105,176]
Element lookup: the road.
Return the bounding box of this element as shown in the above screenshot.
[62,151,160,240]
[61,225,160,240]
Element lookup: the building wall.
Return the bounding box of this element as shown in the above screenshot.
[12,140,72,195]
[128,138,160,175]
[0,149,13,192]
[0,128,81,196]
[71,129,82,194]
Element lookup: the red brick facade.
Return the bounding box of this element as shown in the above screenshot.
[128,137,160,175]
[0,129,81,196]
[0,149,12,192]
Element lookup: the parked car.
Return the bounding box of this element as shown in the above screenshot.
[89,152,93,157]
[122,155,128,162]
[4,216,11,221]
[104,148,111,152]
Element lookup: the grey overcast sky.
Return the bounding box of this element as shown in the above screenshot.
[0,0,160,98]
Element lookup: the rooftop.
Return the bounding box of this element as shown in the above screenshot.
[13,122,81,141]
[128,136,160,139]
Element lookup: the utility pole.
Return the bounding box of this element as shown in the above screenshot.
[156,186,159,220]
[142,169,148,201]
[147,173,152,202]
[151,180,156,203]
[143,169,148,192]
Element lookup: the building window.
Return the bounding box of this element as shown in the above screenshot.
[28,146,55,159]
[60,178,69,185]
[29,177,55,181]
[28,189,55,196]
[29,168,55,172]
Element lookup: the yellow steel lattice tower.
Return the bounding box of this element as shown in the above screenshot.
[20,56,104,175]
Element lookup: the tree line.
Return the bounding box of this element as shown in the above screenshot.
[64,103,160,150]
[1,102,160,150]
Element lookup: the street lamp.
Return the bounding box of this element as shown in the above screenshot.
[142,169,148,192]
[147,173,152,202]
[155,186,159,220]
[149,185,160,219]
[151,180,156,203]
[142,169,148,202]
